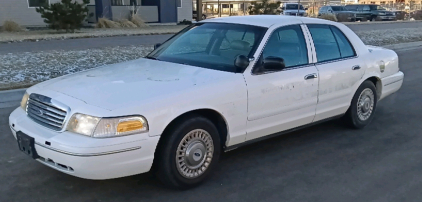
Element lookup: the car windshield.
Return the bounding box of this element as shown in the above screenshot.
[286,4,304,10]
[332,6,345,11]
[146,23,267,73]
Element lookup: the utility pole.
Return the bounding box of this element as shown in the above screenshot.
[218,0,221,17]
[298,0,301,16]
[197,0,203,21]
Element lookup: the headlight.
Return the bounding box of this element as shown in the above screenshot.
[67,113,101,136]
[20,92,29,111]
[66,113,148,138]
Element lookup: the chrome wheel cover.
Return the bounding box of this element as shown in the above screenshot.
[357,88,375,121]
[176,129,214,179]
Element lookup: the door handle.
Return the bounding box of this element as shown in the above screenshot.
[352,65,361,70]
[304,73,318,80]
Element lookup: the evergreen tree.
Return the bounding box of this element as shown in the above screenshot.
[36,0,92,32]
[248,0,282,15]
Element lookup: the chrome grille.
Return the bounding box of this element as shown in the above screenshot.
[26,94,70,131]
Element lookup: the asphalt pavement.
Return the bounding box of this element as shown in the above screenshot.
[0,21,421,54]
[0,47,421,201]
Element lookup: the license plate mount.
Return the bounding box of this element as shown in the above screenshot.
[16,132,39,159]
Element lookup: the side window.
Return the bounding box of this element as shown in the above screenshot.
[258,25,308,70]
[319,7,327,12]
[307,24,340,62]
[331,26,356,58]
[307,24,356,63]
[363,5,370,11]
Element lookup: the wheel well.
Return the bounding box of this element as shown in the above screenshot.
[366,76,382,100]
[151,109,228,171]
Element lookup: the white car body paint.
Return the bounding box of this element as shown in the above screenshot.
[9,16,404,180]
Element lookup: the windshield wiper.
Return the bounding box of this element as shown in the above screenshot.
[145,56,159,61]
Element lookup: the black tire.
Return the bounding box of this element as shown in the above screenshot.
[372,16,380,21]
[343,80,378,129]
[155,115,221,189]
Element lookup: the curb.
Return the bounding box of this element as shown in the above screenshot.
[383,41,422,51]
[343,20,422,25]
[0,88,26,108]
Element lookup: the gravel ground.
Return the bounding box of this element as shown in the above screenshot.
[0,26,187,43]
[0,27,421,90]
[0,46,153,90]
[356,27,422,46]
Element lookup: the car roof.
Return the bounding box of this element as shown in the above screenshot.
[346,4,378,5]
[201,15,337,28]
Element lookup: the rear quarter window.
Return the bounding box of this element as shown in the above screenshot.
[307,24,356,63]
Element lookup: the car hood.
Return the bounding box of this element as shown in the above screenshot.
[32,58,236,111]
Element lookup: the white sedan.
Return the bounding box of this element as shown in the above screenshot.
[9,15,404,189]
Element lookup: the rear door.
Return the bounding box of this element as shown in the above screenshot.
[306,24,365,122]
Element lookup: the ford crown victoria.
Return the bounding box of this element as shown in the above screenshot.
[9,15,404,189]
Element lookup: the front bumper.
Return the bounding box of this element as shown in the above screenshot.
[378,15,396,20]
[9,108,160,180]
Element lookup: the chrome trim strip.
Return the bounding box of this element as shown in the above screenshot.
[34,142,142,157]
[252,63,316,75]
[27,93,70,132]
[28,113,63,128]
[384,79,403,87]
[28,100,67,116]
[315,56,359,65]
[30,93,70,113]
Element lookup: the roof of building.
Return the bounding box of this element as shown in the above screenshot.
[202,15,336,28]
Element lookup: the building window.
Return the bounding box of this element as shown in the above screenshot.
[112,0,124,6]
[111,0,139,6]
[28,0,48,7]
[130,0,138,6]
[177,0,182,8]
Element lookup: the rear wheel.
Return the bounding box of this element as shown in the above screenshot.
[343,81,378,129]
[155,115,221,189]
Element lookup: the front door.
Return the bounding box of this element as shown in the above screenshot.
[244,24,319,141]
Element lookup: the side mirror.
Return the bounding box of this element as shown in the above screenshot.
[263,56,285,70]
[154,43,162,50]
[234,55,250,72]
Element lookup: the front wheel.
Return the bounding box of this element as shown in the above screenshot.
[343,81,378,129]
[155,115,221,189]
